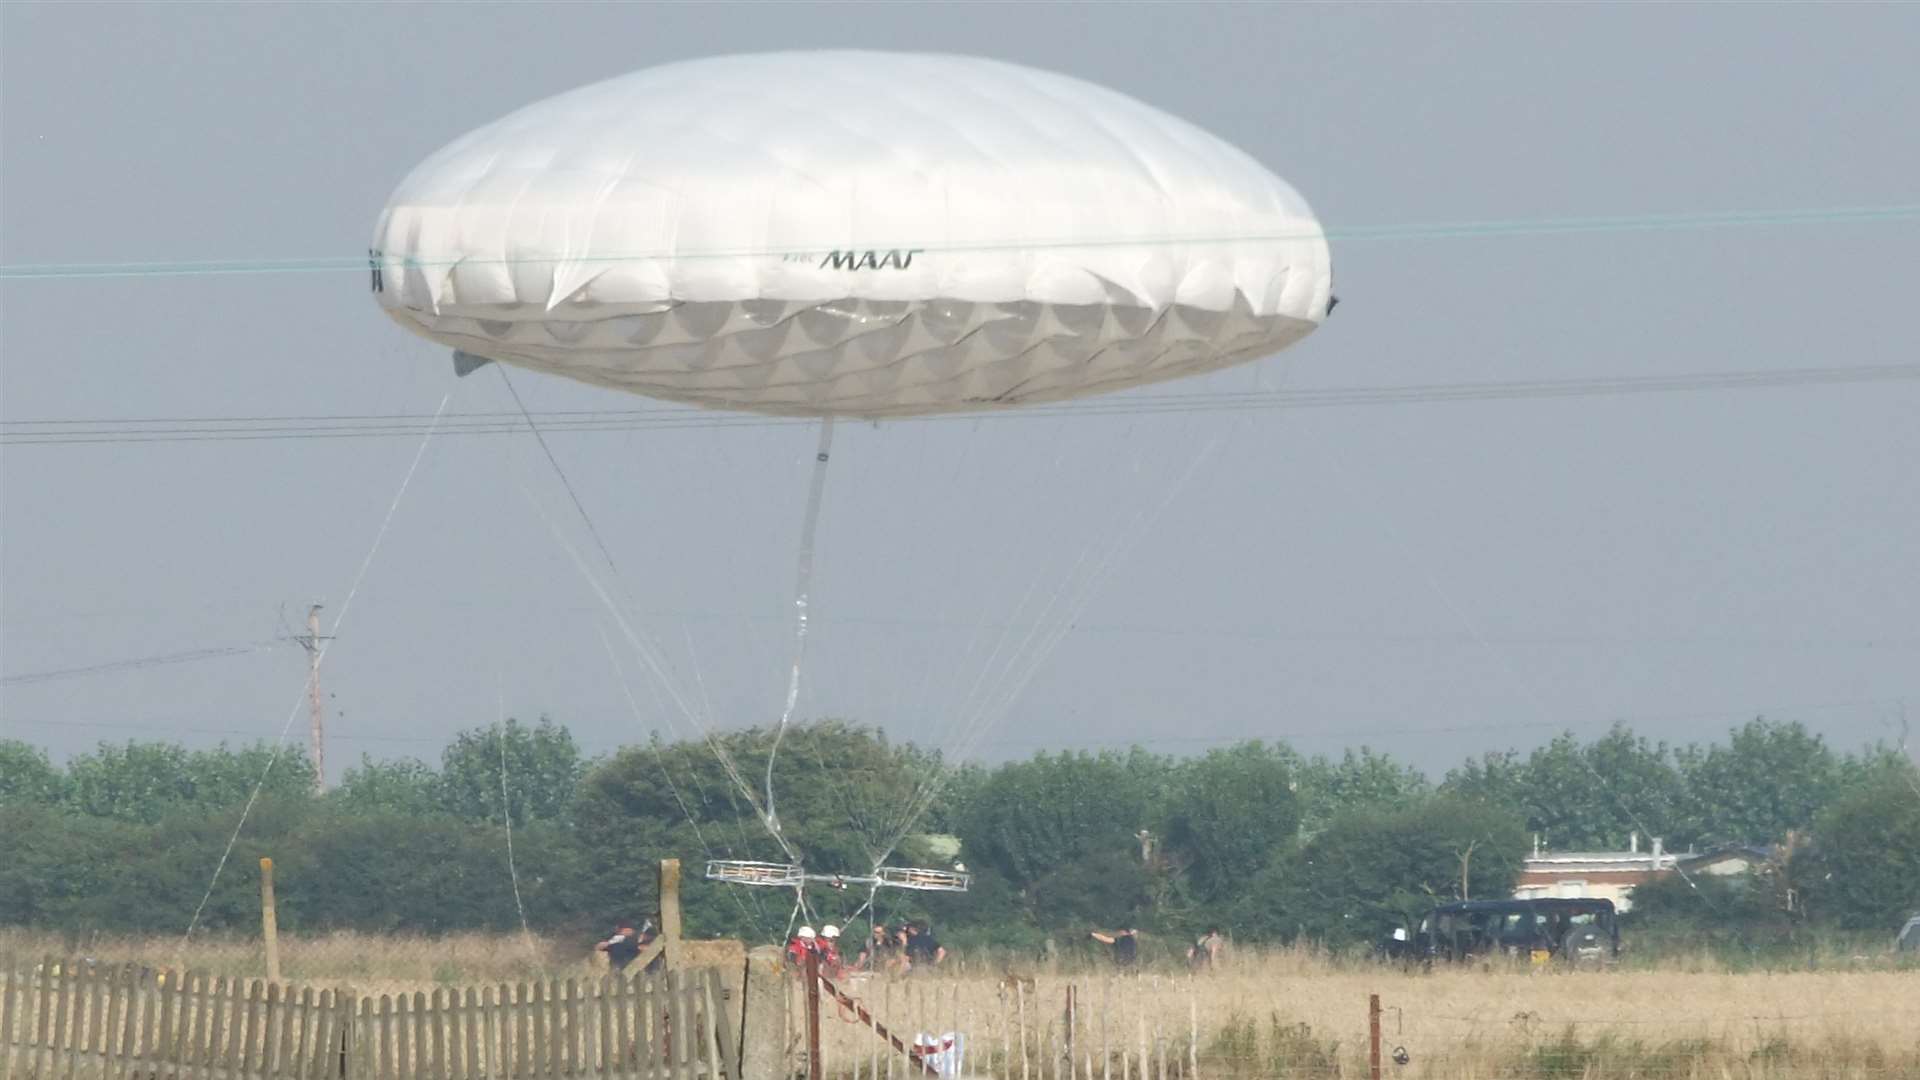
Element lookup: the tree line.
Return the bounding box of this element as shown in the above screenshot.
[2,717,1915,955]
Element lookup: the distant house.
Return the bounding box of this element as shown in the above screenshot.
[1676,844,1776,879]
[1513,834,1677,912]
[1512,834,1776,912]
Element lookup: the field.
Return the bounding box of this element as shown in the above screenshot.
[4,931,1917,1078]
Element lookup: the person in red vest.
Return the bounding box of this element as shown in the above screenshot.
[785,925,819,969]
[817,924,846,977]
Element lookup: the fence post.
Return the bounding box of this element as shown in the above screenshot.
[1187,994,1198,1080]
[735,947,784,1080]
[1064,985,1076,1080]
[803,948,822,1080]
[658,860,683,974]
[1368,994,1382,1080]
[703,969,736,1080]
[261,858,283,983]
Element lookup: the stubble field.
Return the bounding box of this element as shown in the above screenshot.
[4,931,1917,1078]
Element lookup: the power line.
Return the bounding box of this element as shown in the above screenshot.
[9,705,1904,756]
[994,719,1573,749]
[5,362,1915,447]
[2,203,1914,282]
[0,715,451,745]
[991,698,1913,750]
[8,600,1912,652]
[0,643,282,686]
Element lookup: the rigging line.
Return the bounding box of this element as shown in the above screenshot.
[497,369,718,749]
[503,441,791,881]
[887,420,1227,862]
[179,390,452,948]
[650,667,776,931]
[961,421,1236,745]
[883,415,1172,847]
[764,418,836,850]
[498,369,789,846]
[876,415,1081,847]
[869,420,971,751]
[907,431,1226,853]
[794,723,886,871]
[5,202,1916,280]
[496,685,538,960]
[879,426,1190,857]
[510,469,781,851]
[1,643,281,685]
[596,625,773,939]
[878,578,1085,854]
[874,569,1054,857]
[1311,438,1725,911]
[674,624,782,920]
[498,367,637,610]
[783,893,806,944]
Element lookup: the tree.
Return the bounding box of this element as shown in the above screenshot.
[1293,746,1430,835]
[287,808,586,934]
[571,722,945,941]
[1624,872,1800,951]
[1245,796,1527,946]
[1678,718,1839,845]
[1839,742,1920,792]
[439,717,586,826]
[1025,848,1154,929]
[0,716,1905,945]
[1162,742,1300,900]
[0,739,68,807]
[64,741,312,823]
[1795,769,1920,929]
[1440,750,1526,811]
[332,755,443,817]
[1441,727,1690,850]
[955,748,1167,893]
[0,805,131,926]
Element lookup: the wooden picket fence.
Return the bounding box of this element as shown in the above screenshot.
[0,960,736,1080]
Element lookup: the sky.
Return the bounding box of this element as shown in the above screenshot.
[3,3,1917,785]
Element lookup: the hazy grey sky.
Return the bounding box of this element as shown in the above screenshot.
[4,3,1917,782]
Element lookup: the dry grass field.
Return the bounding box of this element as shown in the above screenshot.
[5,931,1917,1078]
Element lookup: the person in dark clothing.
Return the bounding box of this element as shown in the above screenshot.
[1187,928,1223,970]
[1090,928,1139,967]
[903,923,947,968]
[597,922,643,972]
[858,924,907,974]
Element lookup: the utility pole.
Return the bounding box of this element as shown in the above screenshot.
[1457,838,1479,901]
[295,604,332,793]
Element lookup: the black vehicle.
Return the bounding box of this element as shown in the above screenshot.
[1383,898,1619,967]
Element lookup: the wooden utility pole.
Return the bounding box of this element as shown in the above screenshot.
[295,604,329,793]
[260,857,282,982]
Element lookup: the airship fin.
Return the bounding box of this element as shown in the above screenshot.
[452,350,494,378]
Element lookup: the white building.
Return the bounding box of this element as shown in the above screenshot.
[1512,833,1677,912]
